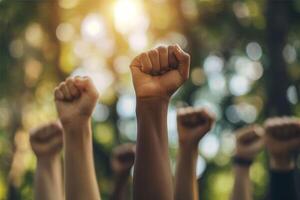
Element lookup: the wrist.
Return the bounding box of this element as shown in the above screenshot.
[63,119,92,135]
[60,116,92,128]
[178,144,198,163]
[179,142,199,154]
[233,164,250,175]
[63,120,93,150]
[232,156,253,168]
[136,97,169,120]
[37,155,60,168]
[115,170,131,182]
[136,96,169,104]
[269,155,295,170]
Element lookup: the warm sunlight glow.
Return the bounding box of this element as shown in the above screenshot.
[113,0,148,34]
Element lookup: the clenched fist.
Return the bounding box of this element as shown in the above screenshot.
[264,117,300,169]
[111,144,136,176]
[177,107,215,147]
[54,76,99,125]
[130,44,190,99]
[30,121,63,158]
[234,125,264,161]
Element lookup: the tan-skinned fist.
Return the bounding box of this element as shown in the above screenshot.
[54,76,99,126]
[234,125,264,161]
[177,107,215,147]
[130,44,190,100]
[264,117,300,170]
[111,143,136,176]
[30,121,63,158]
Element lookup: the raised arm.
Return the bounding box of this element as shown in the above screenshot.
[175,107,215,200]
[110,143,135,200]
[54,76,100,200]
[130,44,190,200]
[30,121,64,200]
[231,125,263,200]
[264,117,300,200]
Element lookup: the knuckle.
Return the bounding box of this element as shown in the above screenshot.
[66,77,73,82]
[58,82,65,88]
[157,46,167,53]
[140,52,147,59]
[149,49,158,56]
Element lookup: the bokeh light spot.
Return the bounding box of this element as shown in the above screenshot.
[25,23,43,48]
[246,42,262,61]
[59,0,79,9]
[117,95,136,118]
[283,44,297,64]
[287,85,298,105]
[203,55,224,76]
[199,133,220,159]
[229,75,251,96]
[196,156,207,178]
[56,23,75,42]
[81,14,106,41]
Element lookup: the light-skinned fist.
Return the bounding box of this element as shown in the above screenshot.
[54,76,99,126]
[264,117,300,170]
[130,44,190,100]
[30,121,63,158]
[111,143,136,176]
[177,107,215,147]
[234,125,264,161]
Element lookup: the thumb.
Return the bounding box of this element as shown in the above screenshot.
[172,44,190,81]
[130,55,144,77]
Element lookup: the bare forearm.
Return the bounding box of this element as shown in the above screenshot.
[133,97,173,200]
[34,156,63,200]
[175,145,198,200]
[111,173,130,200]
[64,121,100,200]
[231,166,252,200]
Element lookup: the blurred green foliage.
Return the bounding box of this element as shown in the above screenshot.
[1,0,300,200]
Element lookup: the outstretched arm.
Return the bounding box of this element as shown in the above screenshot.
[175,107,214,200]
[130,45,190,200]
[134,97,171,200]
[231,125,263,200]
[110,143,135,200]
[231,166,251,200]
[30,122,64,200]
[35,156,63,200]
[54,76,100,200]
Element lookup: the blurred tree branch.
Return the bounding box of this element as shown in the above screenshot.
[265,0,291,116]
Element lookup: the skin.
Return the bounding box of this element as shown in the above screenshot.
[110,143,136,200]
[54,76,100,200]
[175,107,215,200]
[264,117,300,170]
[231,125,264,200]
[130,44,190,200]
[30,121,64,200]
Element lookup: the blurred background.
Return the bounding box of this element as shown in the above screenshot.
[1,0,300,199]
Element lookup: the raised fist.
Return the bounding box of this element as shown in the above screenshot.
[177,107,215,147]
[111,143,136,176]
[234,125,264,160]
[54,76,99,125]
[30,121,63,158]
[130,44,190,99]
[264,117,300,159]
